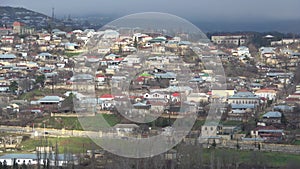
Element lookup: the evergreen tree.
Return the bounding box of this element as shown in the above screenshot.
[3,160,7,169]
[21,160,27,169]
[118,44,122,54]
[134,37,138,49]
[35,75,46,87]
[9,81,18,94]
[211,139,217,148]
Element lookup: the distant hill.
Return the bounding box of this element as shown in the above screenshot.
[0,6,99,31]
[0,6,49,19]
[0,6,56,29]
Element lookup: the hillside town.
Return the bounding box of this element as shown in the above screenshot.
[0,8,300,169]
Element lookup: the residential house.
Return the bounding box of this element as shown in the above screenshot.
[148,100,167,113]
[102,30,119,39]
[251,126,284,142]
[0,153,78,167]
[1,35,14,44]
[13,21,34,34]
[228,91,260,105]
[187,93,209,103]
[114,124,139,136]
[228,91,260,121]
[199,121,223,144]
[144,92,166,100]
[0,53,16,60]
[133,102,151,110]
[262,111,282,124]
[271,39,300,46]
[211,34,248,46]
[259,47,276,59]
[0,80,9,92]
[273,104,293,113]
[211,86,235,102]
[122,55,140,66]
[38,96,64,105]
[232,46,251,57]
[36,53,56,60]
[255,88,277,101]
[64,42,79,51]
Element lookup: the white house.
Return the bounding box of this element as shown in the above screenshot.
[122,55,140,65]
[144,92,166,100]
[255,89,277,101]
[0,153,78,167]
[36,52,53,60]
[236,46,251,57]
[187,93,209,103]
[114,124,139,136]
[103,29,119,39]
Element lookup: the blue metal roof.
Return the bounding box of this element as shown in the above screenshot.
[242,138,265,141]
[154,72,176,79]
[263,111,282,118]
[0,154,75,160]
[258,129,283,133]
[231,104,255,109]
[229,92,259,99]
[38,96,62,103]
[273,105,293,111]
[0,54,16,59]
[38,52,52,56]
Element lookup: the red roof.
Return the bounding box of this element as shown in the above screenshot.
[0,28,12,30]
[114,58,124,61]
[100,94,114,99]
[86,56,98,58]
[254,125,278,131]
[260,97,267,101]
[239,89,249,92]
[13,21,24,27]
[135,76,146,82]
[172,92,180,97]
[96,74,106,78]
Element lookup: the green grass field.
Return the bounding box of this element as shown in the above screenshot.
[293,140,300,145]
[34,114,121,130]
[201,148,300,167]
[21,137,100,154]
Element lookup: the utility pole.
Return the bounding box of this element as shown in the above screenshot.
[52,7,55,21]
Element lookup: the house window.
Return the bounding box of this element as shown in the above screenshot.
[211,127,213,131]
[205,127,207,130]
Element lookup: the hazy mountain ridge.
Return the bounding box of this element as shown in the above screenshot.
[1,6,300,33]
[0,6,54,28]
[0,6,49,18]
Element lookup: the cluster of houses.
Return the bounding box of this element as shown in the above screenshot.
[198,34,300,145]
[0,15,299,153]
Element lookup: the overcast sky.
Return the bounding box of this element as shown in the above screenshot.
[2,0,300,22]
